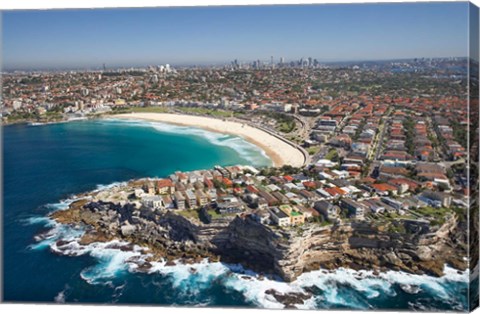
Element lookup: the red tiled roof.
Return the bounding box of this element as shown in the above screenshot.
[371,183,397,192]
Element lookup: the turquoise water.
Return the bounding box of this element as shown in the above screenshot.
[2,119,469,310]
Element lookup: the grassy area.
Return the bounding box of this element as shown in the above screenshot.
[278,121,296,133]
[3,112,37,123]
[410,206,451,226]
[113,106,234,118]
[128,106,170,113]
[403,117,415,155]
[207,209,223,219]
[451,206,466,221]
[307,146,321,156]
[319,220,332,227]
[176,107,234,118]
[177,209,200,220]
[387,223,406,233]
[413,206,449,218]
[252,110,295,133]
[325,148,339,161]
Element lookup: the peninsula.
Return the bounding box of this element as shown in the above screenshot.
[50,164,468,287]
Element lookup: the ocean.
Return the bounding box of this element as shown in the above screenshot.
[2,119,469,310]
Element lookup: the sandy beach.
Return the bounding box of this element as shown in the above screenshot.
[112,113,306,167]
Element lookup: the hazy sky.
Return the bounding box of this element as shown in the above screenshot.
[2,2,470,69]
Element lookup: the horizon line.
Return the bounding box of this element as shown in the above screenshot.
[2,56,469,72]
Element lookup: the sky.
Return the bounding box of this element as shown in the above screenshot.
[1,2,471,70]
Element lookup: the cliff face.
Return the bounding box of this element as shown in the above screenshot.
[199,215,467,281]
[51,201,467,282]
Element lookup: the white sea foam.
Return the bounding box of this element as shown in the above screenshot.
[44,198,76,211]
[38,223,469,310]
[22,216,56,227]
[31,190,469,310]
[80,242,149,285]
[54,285,69,303]
[31,221,85,251]
[29,121,68,127]
[93,181,126,192]
[103,118,271,166]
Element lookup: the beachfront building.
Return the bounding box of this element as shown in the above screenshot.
[144,180,156,195]
[157,179,175,194]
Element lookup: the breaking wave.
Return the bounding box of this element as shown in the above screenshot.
[28,204,468,310]
[102,118,271,167]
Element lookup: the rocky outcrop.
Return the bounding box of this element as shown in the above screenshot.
[211,216,282,273]
[265,289,312,309]
[50,200,467,282]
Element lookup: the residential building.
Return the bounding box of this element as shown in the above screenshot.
[269,206,290,227]
[314,200,340,221]
[174,191,186,210]
[141,195,164,210]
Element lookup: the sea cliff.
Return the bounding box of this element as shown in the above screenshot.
[50,188,467,283]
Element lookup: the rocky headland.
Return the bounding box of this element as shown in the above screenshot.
[48,180,468,284]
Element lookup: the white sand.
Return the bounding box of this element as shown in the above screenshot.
[112,113,306,167]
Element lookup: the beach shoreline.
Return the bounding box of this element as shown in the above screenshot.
[110,112,306,167]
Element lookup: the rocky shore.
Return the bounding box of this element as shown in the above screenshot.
[48,181,468,286]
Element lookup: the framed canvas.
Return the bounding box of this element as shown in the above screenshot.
[1,0,479,312]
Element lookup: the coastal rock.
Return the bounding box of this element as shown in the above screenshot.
[264,289,312,307]
[48,184,467,282]
[78,231,112,245]
[121,224,136,236]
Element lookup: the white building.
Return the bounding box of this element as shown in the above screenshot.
[141,195,164,209]
[269,207,290,227]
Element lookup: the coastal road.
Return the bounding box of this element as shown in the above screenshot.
[292,114,312,142]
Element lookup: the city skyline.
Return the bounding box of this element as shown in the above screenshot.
[2,2,470,70]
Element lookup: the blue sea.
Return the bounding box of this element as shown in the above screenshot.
[2,119,469,310]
